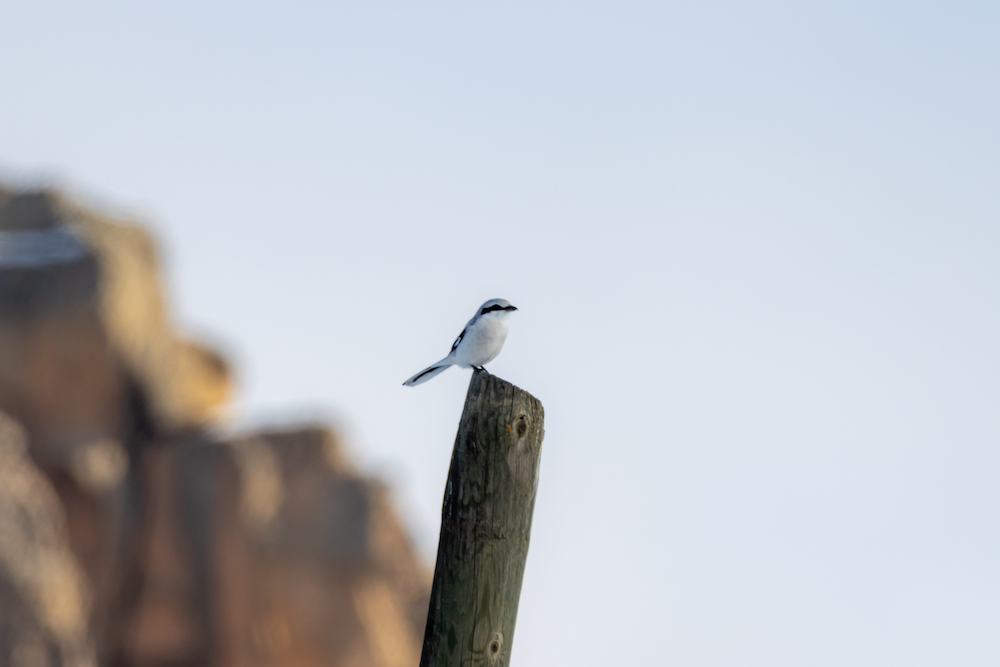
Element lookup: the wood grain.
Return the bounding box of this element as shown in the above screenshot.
[419,370,545,667]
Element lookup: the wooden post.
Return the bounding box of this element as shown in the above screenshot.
[419,369,545,667]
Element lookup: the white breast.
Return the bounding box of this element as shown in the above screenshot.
[453,315,509,367]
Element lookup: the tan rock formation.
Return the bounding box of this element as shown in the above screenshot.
[0,184,430,666]
[0,189,232,445]
[122,427,430,666]
[0,412,96,667]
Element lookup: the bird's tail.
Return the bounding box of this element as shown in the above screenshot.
[403,358,453,386]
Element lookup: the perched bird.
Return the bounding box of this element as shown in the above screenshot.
[403,299,518,386]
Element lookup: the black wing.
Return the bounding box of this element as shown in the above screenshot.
[450,327,466,354]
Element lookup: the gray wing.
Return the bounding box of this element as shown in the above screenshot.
[449,314,479,354]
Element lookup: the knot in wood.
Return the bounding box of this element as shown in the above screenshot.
[506,414,535,486]
[488,631,504,664]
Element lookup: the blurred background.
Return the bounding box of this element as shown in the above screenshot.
[1,1,999,665]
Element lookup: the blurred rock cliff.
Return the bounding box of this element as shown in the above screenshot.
[0,185,430,667]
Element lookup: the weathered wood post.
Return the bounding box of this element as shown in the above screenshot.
[419,369,545,667]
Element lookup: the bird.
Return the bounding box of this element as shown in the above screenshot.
[403,299,518,386]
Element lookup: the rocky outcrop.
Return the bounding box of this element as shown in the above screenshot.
[0,186,430,666]
[120,427,429,667]
[0,189,230,447]
[0,413,96,667]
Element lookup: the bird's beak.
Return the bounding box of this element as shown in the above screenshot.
[506,305,518,311]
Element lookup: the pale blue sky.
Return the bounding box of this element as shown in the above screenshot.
[3,2,999,664]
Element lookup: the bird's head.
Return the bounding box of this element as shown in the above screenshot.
[478,298,518,319]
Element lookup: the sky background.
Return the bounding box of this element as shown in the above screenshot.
[3,1,999,664]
